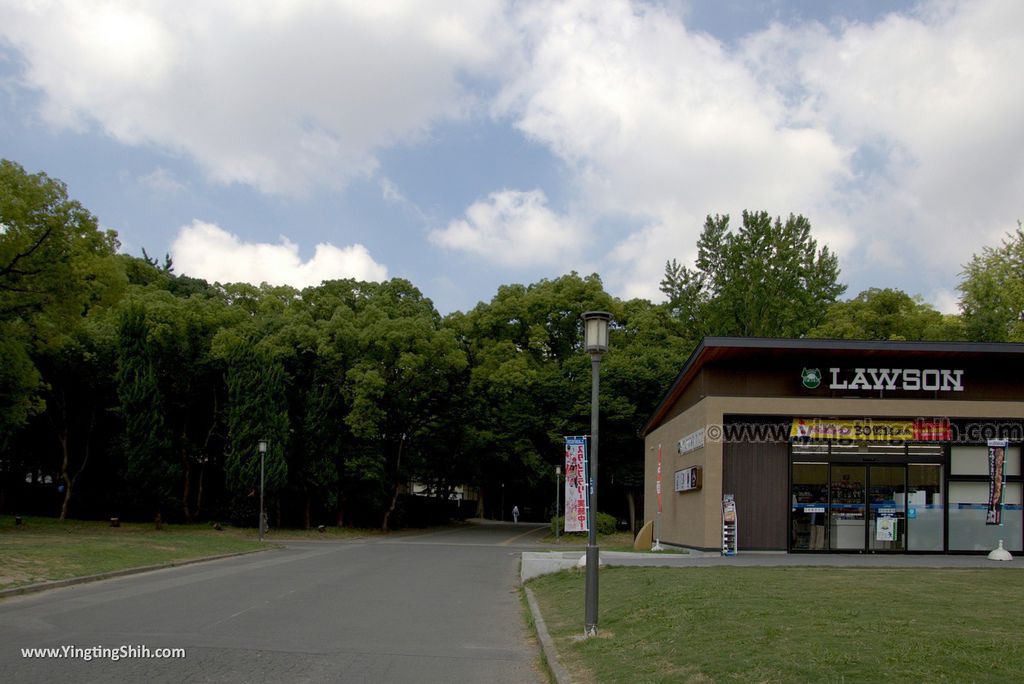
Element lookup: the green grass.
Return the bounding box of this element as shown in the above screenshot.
[0,515,273,590]
[528,566,1024,683]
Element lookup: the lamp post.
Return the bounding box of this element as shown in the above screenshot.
[582,310,610,637]
[555,465,561,541]
[257,439,267,542]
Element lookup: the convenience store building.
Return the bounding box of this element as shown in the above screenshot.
[641,338,1024,553]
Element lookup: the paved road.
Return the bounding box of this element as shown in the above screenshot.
[0,521,551,683]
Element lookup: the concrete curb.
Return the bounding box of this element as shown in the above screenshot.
[524,585,572,684]
[0,546,275,600]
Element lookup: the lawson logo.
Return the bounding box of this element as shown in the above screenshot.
[812,367,965,392]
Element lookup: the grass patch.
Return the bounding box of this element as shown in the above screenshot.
[0,515,272,590]
[528,566,1024,683]
[539,531,638,549]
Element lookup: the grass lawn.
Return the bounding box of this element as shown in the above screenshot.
[0,515,274,590]
[528,566,1024,683]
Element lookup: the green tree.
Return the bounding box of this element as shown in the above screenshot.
[221,337,289,527]
[661,211,845,338]
[958,222,1024,341]
[116,303,177,524]
[807,288,964,341]
[0,159,123,440]
[345,279,466,531]
[451,273,615,519]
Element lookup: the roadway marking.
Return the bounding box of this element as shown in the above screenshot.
[499,526,548,546]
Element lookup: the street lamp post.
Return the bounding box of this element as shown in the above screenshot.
[257,439,267,542]
[582,310,610,637]
[555,465,561,541]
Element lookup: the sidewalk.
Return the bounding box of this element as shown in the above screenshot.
[522,548,1020,582]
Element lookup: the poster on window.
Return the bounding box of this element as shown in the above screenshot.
[876,517,897,542]
[564,436,589,532]
[987,439,1008,525]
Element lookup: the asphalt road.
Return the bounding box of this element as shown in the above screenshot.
[0,521,551,683]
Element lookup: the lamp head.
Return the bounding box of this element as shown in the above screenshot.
[581,311,612,353]
[258,439,268,454]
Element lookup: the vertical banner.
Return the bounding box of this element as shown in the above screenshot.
[656,444,663,513]
[987,439,1008,525]
[564,436,589,532]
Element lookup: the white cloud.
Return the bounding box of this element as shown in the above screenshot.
[171,220,387,287]
[429,189,580,267]
[743,0,1024,286]
[138,167,187,196]
[480,0,1024,304]
[493,0,851,300]
[0,0,509,195]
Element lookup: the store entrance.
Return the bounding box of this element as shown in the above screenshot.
[792,463,908,552]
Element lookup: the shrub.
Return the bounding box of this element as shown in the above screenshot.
[551,511,617,536]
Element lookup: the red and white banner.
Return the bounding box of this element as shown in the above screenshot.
[656,444,663,513]
[564,436,589,532]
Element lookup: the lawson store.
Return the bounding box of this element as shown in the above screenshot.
[641,338,1024,553]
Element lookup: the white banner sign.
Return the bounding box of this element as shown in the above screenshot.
[564,436,589,532]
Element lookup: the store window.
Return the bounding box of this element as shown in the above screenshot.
[948,482,1023,552]
[907,464,943,551]
[951,446,1021,476]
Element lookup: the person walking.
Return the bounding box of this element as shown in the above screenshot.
[512,505,520,524]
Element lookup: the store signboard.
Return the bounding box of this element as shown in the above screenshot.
[564,436,589,532]
[802,367,965,392]
[987,439,1008,525]
[677,428,705,455]
[790,418,951,442]
[674,465,701,492]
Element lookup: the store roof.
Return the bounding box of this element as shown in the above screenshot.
[639,337,1024,437]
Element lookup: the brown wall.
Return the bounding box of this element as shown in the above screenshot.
[723,440,788,550]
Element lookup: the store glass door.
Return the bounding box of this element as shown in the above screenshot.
[830,466,866,550]
[791,463,828,550]
[868,466,906,551]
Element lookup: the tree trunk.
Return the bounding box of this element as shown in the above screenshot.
[181,441,192,523]
[336,490,346,527]
[626,489,637,536]
[304,494,311,530]
[56,400,93,521]
[381,435,405,532]
[195,459,206,520]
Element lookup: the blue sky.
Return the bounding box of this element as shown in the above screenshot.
[2,0,1022,315]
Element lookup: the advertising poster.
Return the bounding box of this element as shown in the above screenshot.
[564,436,589,532]
[987,439,1008,525]
[876,517,897,542]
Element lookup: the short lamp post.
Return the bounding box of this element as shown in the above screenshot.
[257,439,268,542]
[582,310,611,637]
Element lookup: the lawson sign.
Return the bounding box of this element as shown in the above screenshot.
[803,367,964,393]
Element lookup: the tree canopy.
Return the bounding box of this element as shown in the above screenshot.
[2,158,1016,530]
[660,211,845,339]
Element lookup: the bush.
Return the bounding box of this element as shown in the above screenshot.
[551,511,617,536]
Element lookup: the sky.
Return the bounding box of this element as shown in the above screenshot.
[1,0,1022,315]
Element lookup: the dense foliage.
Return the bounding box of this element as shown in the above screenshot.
[0,159,1015,529]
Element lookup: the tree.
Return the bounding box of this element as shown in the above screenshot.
[661,211,846,338]
[0,159,123,439]
[450,273,616,520]
[807,288,964,341]
[116,303,177,524]
[220,335,289,527]
[958,222,1024,341]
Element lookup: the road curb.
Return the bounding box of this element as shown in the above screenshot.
[524,585,572,684]
[0,546,275,600]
